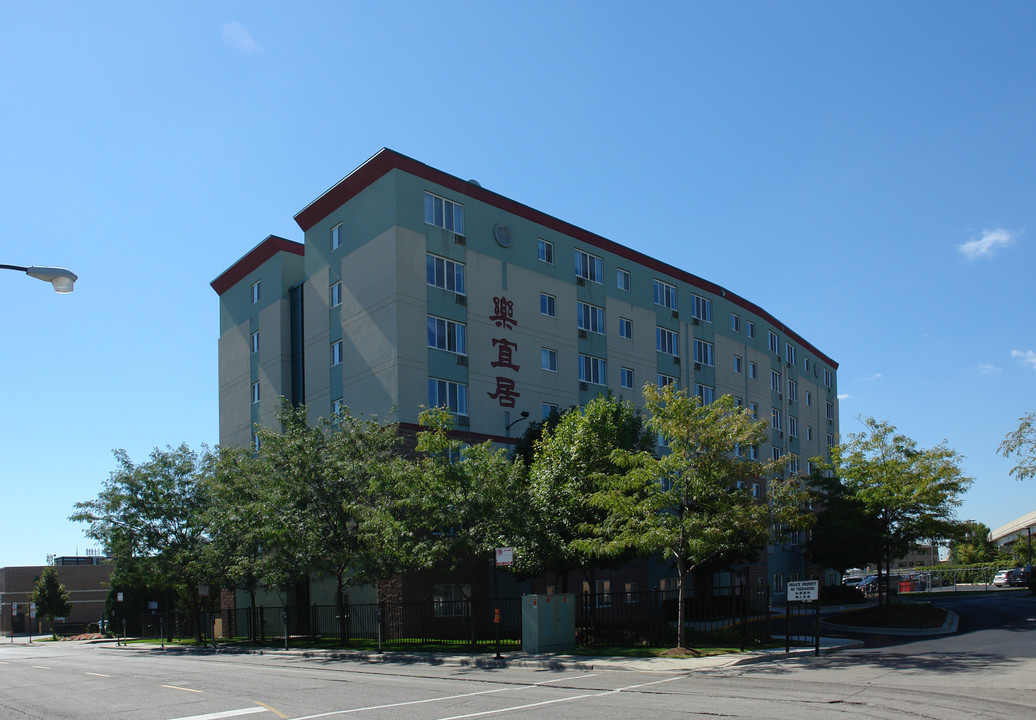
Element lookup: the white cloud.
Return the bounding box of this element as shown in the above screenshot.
[957,228,1019,261]
[974,363,1001,375]
[222,22,260,54]
[1012,349,1036,370]
[837,393,851,401]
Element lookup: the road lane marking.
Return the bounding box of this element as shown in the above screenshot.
[167,708,269,720]
[161,684,204,693]
[290,686,518,719]
[255,702,288,719]
[31,665,50,669]
[434,675,685,720]
[85,672,110,677]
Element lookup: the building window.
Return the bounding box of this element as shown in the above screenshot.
[426,253,465,294]
[251,280,261,304]
[824,369,833,388]
[330,281,342,308]
[424,191,465,234]
[785,342,796,365]
[579,354,606,385]
[574,248,603,283]
[693,339,714,366]
[429,378,468,415]
[734,396,744,407]
[620,367,634,389]
[803,357,810,373]
[746,321,755,339]
[251,381,260,404]
[806,391,812,407]
[657,373,678,388]
[542,402,558,418]
[787,380,798,402]
[827,433,835,447]
[250,331,259,354]
[625,582,639,603]
[773,574,785,593]
[749,446,759,461]
[749,402,759,419]
[657,327,679,356]
[770,369,781,392]
[752,482,760,497]
[826,401,834,421]
[772,446,783,462]
[731,313,740,332]
[733,354,743,373]
[789,416,799,438]
[540,292,556,318]
[789,453,800,474]
[695,383,715,404]
[653,279,677,310]
[617,268,631,291]
[428,316,467,355]
[806,426,813,441]
[771,407,782,430]
[538,238,554,264]
[619,317,633,340]
[331,223,342,251]
[577,301,605,334]
[690,294,711,322]
[432,583,471,617]
[768,331,780,355]
[541,347,558,372]
[749,361,758,379]
[331,340,344,366]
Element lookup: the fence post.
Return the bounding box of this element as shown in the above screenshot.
[259,606,266,640]
[813,600,820,656]
[377,603,383,653]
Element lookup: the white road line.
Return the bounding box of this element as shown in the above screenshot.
[85,672,110,677]
[289,686,519,719]
[31,665,50,670]
[435,675,685,720]
[162,684,204,693]
[167,707,269,720]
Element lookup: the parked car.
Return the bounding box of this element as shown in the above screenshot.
[993,568,1028,587]
[858,574,898,595]
[843,576,863,588]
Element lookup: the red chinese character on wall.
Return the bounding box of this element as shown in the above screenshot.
[488,376,520,408]
[490,296,517,330]
[491,338,520,372]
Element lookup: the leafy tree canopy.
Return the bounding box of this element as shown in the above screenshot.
[31,566,73,623]
[999,411,1036,481]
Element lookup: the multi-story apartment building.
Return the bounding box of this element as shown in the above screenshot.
[212,148,840,600]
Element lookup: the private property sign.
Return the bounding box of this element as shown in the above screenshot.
[786,580,819,602]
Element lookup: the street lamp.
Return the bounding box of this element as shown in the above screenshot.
[1,264,78,293]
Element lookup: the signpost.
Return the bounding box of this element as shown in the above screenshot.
[784,580,820,655]
[494,548,513,659]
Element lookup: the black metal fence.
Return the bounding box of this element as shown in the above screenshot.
[227,597,523,649]
[576,586,770,650]
[214,586,769,650]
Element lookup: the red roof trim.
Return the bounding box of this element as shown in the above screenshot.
[210,235,304,296]
[293,149,838,369]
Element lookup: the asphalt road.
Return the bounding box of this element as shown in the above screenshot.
[1,593,1033,720]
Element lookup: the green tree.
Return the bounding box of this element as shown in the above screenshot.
[948,521,998,565]
[525,394,653,591]
[806,472,883,579]
[248,402,405,643]
[999,411,1036,481]
[70,444,213,636]
[580,386,808,651]
[384,408,528,640]
[31,566,73,630]
[830,418,972,606]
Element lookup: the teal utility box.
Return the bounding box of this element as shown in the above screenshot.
[521,593,576,653]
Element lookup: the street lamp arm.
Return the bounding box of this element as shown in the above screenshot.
[1,264,78,293]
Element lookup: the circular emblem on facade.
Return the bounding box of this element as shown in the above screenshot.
[494,223,512,248]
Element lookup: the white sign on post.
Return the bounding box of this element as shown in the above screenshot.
[495,547,513,567]
[786,580,819,602]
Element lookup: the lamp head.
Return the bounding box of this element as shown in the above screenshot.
[26,266,78,293]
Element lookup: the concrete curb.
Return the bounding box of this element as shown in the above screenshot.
[820,608,960,636]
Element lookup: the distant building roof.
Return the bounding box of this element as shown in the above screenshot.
[990,509,1036,545]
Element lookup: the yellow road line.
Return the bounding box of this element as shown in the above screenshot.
[255,701,288,719]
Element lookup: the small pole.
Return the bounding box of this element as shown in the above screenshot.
[814,600,820,656]
[494,555,501,659]
[160,617,165,649]
[283,611,288,651]
[784,600,790,654]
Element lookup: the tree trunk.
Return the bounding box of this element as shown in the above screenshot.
[336,572,347,646]
[676,556,687,650]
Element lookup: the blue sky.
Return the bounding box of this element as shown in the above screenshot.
[2,2,1033,566]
